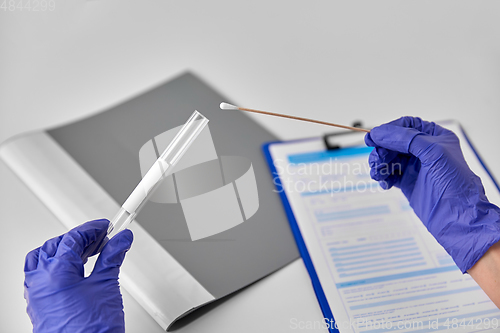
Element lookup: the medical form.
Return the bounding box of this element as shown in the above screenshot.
[267,122,500,333]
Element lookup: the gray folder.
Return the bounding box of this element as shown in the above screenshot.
[48,72,299,299]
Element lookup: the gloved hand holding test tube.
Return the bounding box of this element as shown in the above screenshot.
[95,110,209,253]
[23,111,208,332]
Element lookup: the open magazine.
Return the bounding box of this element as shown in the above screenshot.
[0,73,299,330]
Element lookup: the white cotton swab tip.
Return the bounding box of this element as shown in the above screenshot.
[220,102,238,110]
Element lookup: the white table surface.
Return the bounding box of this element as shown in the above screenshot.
[1,1,500,332]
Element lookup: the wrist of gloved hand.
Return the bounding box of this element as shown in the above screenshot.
[430,193,500,273]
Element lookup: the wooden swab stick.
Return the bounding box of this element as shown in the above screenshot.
[219,103,370,133]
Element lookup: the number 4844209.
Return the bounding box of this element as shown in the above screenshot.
[1,0,56,11]
[443,317,499,330]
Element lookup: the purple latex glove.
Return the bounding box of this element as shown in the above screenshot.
[24,219,133,332]
[365,116,500,273]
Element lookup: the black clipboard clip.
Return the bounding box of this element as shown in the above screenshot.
[323,121,365,150]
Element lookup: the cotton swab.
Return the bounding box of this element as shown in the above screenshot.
[219,103,370,133]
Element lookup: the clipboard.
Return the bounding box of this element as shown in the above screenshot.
[263,137,339,333]
[262,121,500,333]
[262,130,366,333]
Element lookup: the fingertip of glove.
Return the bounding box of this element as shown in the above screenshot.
[93,230,133,273]
[92,218,111,226]
[83,219,111,232]
[121,229,133,243]
[364,132,376,147]
[115,229,133,249]
[365,125,388,147]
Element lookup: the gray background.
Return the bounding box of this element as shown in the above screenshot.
[48,73,299,298]
[2,1,500,332]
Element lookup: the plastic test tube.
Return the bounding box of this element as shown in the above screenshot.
[101,110,209,248]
